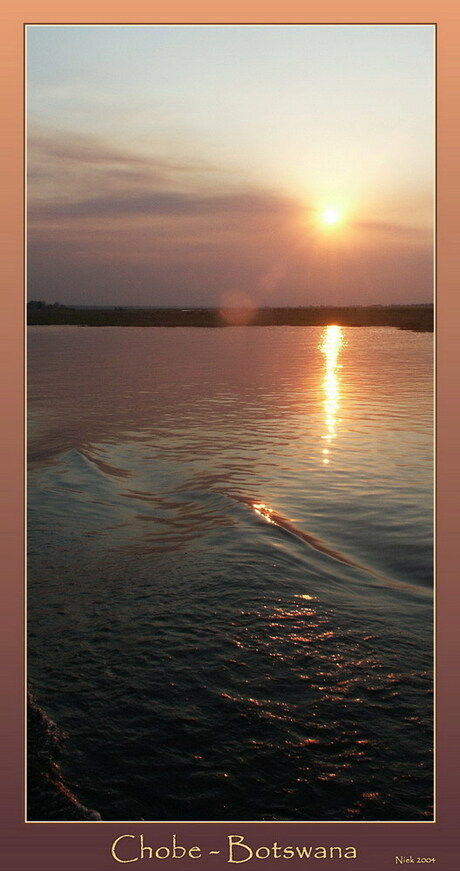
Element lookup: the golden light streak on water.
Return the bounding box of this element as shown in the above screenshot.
[319,325,345,464]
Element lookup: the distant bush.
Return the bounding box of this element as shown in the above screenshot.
[27,300,68,310]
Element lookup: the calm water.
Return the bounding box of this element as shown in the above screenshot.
[27,325,433,821]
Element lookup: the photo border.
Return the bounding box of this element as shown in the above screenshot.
[2,2,457,868]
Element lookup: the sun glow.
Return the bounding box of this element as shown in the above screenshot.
[321,206,341,226]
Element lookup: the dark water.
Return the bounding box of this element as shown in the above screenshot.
[27,325,433,821]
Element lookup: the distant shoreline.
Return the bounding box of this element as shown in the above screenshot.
[27,304,434,332]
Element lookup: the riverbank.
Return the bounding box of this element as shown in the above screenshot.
[27,304,433,331]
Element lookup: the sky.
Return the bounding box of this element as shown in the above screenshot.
[27,25,434,308]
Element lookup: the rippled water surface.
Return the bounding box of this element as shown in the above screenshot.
[27,325,433,821]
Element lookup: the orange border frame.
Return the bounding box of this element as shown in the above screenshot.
[1,3,458,868]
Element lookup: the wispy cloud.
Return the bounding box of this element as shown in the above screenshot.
[354,218,433,243]
[27,127,227,213]
[28,127,217,174]
[29,188,298,221]
[27,127,433,307]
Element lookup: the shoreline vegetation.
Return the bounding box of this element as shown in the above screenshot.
[27,303,434,332]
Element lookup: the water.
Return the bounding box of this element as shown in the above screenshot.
[27,324,433,821]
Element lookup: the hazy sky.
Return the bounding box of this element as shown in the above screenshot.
[27,25,434,307]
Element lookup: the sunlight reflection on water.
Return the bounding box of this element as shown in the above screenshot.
[319,325,346,465]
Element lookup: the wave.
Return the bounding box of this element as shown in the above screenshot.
[27,691,101,821]
[231,493,423,594]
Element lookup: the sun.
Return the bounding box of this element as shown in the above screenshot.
[321,206,341,226]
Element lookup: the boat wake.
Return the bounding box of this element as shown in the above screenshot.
[231,493,421,594]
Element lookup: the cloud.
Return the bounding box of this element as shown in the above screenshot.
[354,217,433,243]
[28,127,217,174]
[28,127,299,231]
[27,126,226,214]
[29,129,150,166]
[29,188,298,222]
[27,127,433,307]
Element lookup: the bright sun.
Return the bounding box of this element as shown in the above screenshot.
[322,207,341,225]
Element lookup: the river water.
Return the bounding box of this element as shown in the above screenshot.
[27,324,433,821]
